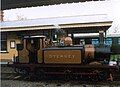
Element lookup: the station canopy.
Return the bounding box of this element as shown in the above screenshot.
[1,14,112,32]
[2,0,100,10]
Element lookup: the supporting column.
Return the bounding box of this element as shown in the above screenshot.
[99,31,104,45]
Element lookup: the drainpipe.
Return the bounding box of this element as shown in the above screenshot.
[0,10,4,22]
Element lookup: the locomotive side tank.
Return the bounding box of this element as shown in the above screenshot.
[43,47,83,64]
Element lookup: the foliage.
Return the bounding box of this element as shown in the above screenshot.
[110,54,120,61]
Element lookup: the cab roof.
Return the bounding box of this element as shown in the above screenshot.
[24,35,46,39]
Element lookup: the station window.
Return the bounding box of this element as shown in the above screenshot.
[118,38,120,44]
[92,39,99,45]
[0,33,7,52]
[105,38,112,45]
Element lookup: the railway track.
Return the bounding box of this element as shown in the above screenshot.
[1,65,120,87]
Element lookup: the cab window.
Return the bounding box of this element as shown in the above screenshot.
[0,33,7,52]
[92,39,99,45]
[118,38,120,45]
[105,38,112,45]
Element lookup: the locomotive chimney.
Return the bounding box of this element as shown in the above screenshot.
[0,10,4,22]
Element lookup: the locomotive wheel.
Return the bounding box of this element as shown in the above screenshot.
[14,68,29,76]
[64,74,71,81]
[35,69,45,80]
[91,74,99,81]
[14,68,19,74]
[64,70,73,81]
[98,71,108,81]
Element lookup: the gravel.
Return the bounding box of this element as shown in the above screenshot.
[1,80,120,87]
[1,65,120,87]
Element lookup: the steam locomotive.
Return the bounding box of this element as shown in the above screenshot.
[10,33,119,81]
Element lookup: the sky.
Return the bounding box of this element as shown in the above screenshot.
[106,0,120,34]
[3,0,120,34]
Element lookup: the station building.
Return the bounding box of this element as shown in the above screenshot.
[2,0,118,63]
[0,13,112,62]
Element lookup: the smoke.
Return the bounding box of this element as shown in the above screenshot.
[54,24,66,38]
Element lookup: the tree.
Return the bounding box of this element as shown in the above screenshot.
[16,14,27,20]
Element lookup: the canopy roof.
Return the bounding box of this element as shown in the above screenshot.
[1,0,100,10]
[1,14,112,32]
[1,14,111,28]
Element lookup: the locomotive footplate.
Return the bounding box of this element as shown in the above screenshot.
[8,63,119,68]
[8,63,119,74]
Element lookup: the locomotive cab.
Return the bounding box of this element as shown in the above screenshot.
[16,36,45,63]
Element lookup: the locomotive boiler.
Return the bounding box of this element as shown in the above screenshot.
[11,35,118,81]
